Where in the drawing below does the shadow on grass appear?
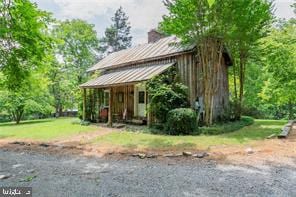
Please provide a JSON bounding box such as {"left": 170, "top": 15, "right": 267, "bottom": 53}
{"left": 221, "top": 120, "right": 285, "bottom": 143}
{"left": 0, "top": 135, "right": 14, "bottom": 139}
{"left": 0, "top": 119, "right": 54, "bottom": 127}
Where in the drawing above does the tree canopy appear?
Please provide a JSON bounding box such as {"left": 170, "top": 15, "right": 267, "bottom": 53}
{"left": 0, "top": 0, "right": 53, "bottom": 123}
{"left": 100, "top": 7, "right": 132, "bottom": 54}
{"left": 160, "top": 0, "right": 273, "bottom": 125}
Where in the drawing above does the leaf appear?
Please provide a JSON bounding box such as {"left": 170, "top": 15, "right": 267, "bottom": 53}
{"left": 207, "top": 0, "right": 215, "bottom": 8}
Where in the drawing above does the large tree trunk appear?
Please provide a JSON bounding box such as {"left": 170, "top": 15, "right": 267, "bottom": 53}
{"left": 199, "top": 38, "right": 229, "bottom": 126}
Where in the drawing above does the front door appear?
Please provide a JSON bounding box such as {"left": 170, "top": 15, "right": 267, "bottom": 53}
{"left": 134, "top": 85, "right": 146, "bottom": 118}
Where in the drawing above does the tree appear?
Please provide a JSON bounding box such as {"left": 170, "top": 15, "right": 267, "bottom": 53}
{"left": 0, "top": 0, "right": 52, "bottom": 123}
{"left": 0, "top": 72, "right": 54, "bottom": 123}
{"left": 161, "top": 0, "right": 229, "bottom": 125}
{"left": 259, "top": 21, "right": 296, "bottom": 119}
{"left": 225, "top": 0, "right": 273, "bottom": 119}
{"left": 160, "top": 0, "right": 273, "bottom": 125}
{"left": 52, "top": 19, "right": 99, "bottom": 115}
{"left": 100, "top": 7, "right": 132, "bottom": 54}
{"left": 54, "top": 19, "right": 99, "bottom": 84}
{"left": 47, "top": 55, "right": 77, "bottom": 117}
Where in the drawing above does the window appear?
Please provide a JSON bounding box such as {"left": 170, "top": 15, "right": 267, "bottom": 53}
{"left": 138, "top": 91, "right": 145, "bottom": 104}
{"left": 104, "top": 91, "right": 110, "bottom": 107}
{"left": 117, "top": 92, "right": 124, "bottom": 103}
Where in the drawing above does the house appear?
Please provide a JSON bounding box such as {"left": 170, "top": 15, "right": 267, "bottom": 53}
{"left": 80, "top": 30, "right": 232, "bottom": 126}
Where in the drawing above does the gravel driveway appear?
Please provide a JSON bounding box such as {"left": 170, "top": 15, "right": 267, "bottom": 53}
{"left": 0, "top": 150, "right": 296, "bottom": 197}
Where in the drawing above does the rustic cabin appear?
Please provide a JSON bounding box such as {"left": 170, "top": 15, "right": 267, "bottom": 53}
{"left": 80, "top": 29, "right": 232, "bottom": 126}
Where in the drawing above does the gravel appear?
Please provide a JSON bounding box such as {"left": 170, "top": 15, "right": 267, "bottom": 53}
{"left": 0, "top": 150, "right": 296, "bottom": 197}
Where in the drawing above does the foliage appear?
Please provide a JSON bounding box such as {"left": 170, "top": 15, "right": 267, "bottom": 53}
{"left": 160, "top": 0, "right": 273, "bottom": 124}
{"left": 147, "top": 67, "right": 189, "bottom": 123}
{"left": 100, "top": 7, "right": 132, "bottom": 54}
{"left": 51, "top": 19, "right": 99, "bottom": 115}
{"left": 54, "top": 19, "right": 99, "bottom": 84}
{"left": 0, "top": 71, "right": 54, "bottom": 123}
{"left": 200, "top": 116, "right": 254, "bottom": 135}
{"left": 0, "top": 0, "right": 53, "bottom": 123}
{"left": 226, "top": 0, "right": 273, "bottom": 119}
{"left": 0, "top": 0, "right": 52, "bottom": 89}
{"left": 166, "top": 108, "right": 198, "bottom": 135}
{"left": 258, "top": 21, "right": 296, "bottom": 119}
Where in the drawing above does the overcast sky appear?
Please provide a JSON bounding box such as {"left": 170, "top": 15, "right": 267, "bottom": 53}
{"left": 33, "top": 0, "right": 295, "bottom": 45}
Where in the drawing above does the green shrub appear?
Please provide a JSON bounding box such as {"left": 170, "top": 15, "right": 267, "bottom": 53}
{"left": 166, "top": 108, "right": 199, "bottom": 135}
{"left": 147, "top": 66, "right": 189, "bottom": 123}
{"left": 200, "top": 116, "right": 254, "bottom": 135}
{"left": 80, "top": 120, "right": 90, "bottom": 126}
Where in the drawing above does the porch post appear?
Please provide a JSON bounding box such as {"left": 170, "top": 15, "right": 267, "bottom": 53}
{"left": 124, "top": 86, "right": 128, "bottom": 120}
{"left": 82, "top": 88, "right": 86, "bottom": 121}
{"left": 146, "top": 91, "right": 152, "bottom": 127}
{"left": 108, "top": 87, "right": 113, "bottom": 127}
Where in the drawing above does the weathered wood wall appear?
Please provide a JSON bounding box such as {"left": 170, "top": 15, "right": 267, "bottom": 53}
{"left": 110, "top": 85, "right": 134, "bottom": 121}
{"left": 176, "top": 53, "right": 229, "bottom": 121}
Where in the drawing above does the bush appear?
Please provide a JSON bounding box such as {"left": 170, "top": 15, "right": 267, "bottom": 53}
{"left": 200, "top": 116, "right": 254, "bottom": 135}
{"left": 147, "top": 66, "right": 189, "bottom": 123}
{"left": 80, "top": 120, "right": 90, "bottom": 126}
{"left": 165, "top": 108, "right": 199, "bottom": 135}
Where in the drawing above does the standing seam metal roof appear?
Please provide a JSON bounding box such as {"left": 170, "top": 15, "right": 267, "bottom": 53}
{"left": 87, "top": 36, "right": 194, "bottom": 72}
{"left": 80, "top": 62, "right": 175, "bottom": 88}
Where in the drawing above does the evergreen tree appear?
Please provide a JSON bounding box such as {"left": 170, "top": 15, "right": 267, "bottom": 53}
{"left": 101, "top": 7, "right": 132, "bottom": 54}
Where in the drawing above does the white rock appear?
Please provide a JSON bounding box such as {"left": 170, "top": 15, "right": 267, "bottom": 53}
{"left": 245, "top": 148, "right": 254, "bottom": 154}
{"left": 0, "top": 174, "right": 11, "bottom": 180}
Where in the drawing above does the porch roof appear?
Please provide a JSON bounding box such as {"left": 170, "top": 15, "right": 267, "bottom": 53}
{"left": 80, "top": 62, "right": 175, "bottom": 88}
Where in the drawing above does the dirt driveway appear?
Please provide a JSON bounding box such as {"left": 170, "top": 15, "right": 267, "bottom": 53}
{"left": 1, "top": 149, "right": 296, "bottom": 197}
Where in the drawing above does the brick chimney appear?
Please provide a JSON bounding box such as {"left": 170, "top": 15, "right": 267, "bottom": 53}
{"left": 148, "top": 29, "right": 165, "bottom": 43}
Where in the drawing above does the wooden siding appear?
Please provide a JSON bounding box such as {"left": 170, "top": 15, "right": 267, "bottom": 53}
{"left": 110, "top": 85, "right": 134, "bottom": 121}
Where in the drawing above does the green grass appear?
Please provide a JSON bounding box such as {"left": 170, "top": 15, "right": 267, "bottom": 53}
{"left": 0, "top": 118, "right": 98, "bottom": 141}
{"left": 93, "top": 119, "right": 286, "bottom": 150}
{"left": 0, "top": 118, "right": 287, "bottom": 150}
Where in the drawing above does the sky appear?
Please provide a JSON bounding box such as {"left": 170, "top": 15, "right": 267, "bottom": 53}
{"left": 33, "top": 0, "right": 295, "bottom": 45}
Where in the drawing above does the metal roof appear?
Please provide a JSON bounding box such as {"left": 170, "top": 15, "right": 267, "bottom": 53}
{"left": 81, "top": 62, "right": 175, "bottom": 88}
{"left": 87, "top": 36, "right": 194, "bottom": 72}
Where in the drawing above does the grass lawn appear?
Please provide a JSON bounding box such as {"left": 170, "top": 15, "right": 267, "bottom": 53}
{"left": 0, "top": 118, "right": 98, "bottom": 141}
{"left": 93, "top": 119, "right": 286, "bottom": 150}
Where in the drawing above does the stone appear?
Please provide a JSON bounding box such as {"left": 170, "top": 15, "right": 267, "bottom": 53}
{"left": 163, "top": 153, "right": 183, "bottom": 157}
{"left": 131, "top": 153, "right": 139, "bottom": 157}
{"left": 245, "top": 148, "right": 254, "bottom": 154}
{"left": 11, "top": 141, "right": 25, "bottom": 145}
{"left": 39, "top": 143, "right": 50, "bottom": 147}
{"left": 12, "top": 164, "right": 24, "bottom": 168}
{"left": 138, "top": 153, "right": 146, "bottom": 159}
{"left": 193, "top": 152, "right": 209, "bottom": 158}
{"left": 163, "top": 153, "right": 175, "bottom": 157}
{"left": 182, "top": 151, "right": 192, "bottom": 156}
{"left": 146, "top": 154, "right": 158, "bottom": 158}
{"left": 0, "top": 174, "right": 11, "bottom": 180}
{"left": 27, "top": 169, "right": 35, "bottom": 173}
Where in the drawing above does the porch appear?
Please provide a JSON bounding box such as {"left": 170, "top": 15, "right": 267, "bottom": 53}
{"left": 80, "top": 62, "right": 175, "bottom": 126}
{"left": 81, "top": 84, "right": 149, "bottom": 126}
